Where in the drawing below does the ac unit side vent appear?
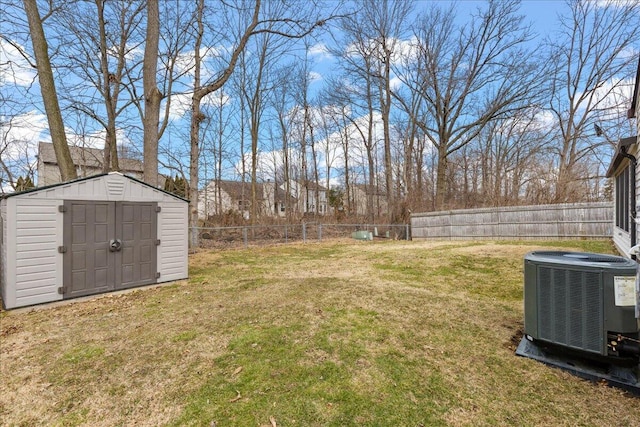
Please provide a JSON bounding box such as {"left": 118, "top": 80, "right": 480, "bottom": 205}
{"left": 537, "top": 267, "right": 603, "bottom": 354}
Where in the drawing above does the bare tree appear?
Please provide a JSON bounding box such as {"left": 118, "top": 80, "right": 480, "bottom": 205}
{"left": 187, "top": 0, "right": 331, "bottom": 247}
{"left": 547, "top": 0, "right": 640, "bottom": 202}
{"left": 238, "top": 10, "right": 293, "bottom": 223}
{"left": 358, "top": 0, "right": 413, "bottom": 220}
{"left": 395, "top": 0, "right": 545, "bottom": 210}
{"left": 271, "top": 65, "right": 297, "bottom": 220}
{"left": 22, "top": 0, "right": 76, "bottom": 181}
{"left": 330, "top": 35, "right": 379, "bottom": 221}
{"left": 52, "top": 0, "right": 145, "bottom": 173}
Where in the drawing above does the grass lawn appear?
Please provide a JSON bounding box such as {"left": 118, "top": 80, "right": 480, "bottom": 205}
{"left": 1, "top": 239, "right": 639, "bottom": 426}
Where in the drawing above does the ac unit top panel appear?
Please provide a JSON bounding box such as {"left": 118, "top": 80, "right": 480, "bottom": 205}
{"left": 525, "top": 251, "right": 637, "bottom": 270}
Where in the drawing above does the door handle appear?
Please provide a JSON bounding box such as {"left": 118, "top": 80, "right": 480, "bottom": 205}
{"left": 109, "top": 239, "right": 122, "bottom": 252}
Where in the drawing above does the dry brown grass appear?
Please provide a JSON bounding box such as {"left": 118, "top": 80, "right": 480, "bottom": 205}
{"left": 1, "top": 239, "right": 639, "bottom": 426}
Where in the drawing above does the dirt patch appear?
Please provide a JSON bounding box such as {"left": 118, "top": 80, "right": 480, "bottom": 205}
{"left": 507, "top": 324, "right": 525, "bottom": 352}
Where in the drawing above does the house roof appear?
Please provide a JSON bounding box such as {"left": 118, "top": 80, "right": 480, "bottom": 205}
{"left": 215, "top": 180, "right": 264, "bottom": 200}
{"left": 38, "top": 141, "right": 144, "bottom": 173}
{"left": 352, "top": 183, "right": 387, "bottom": 197}
{"left": 1, "top": 171, "right": 189, "bottom": 202}
{"left": 204, "top": 180, "right": 299, "bottom": 202}
{"left": 606, "top": 136, "right": 637, "bottom": 177}
{"left": 301, "top": 180, "right": 327, "bottom": 191}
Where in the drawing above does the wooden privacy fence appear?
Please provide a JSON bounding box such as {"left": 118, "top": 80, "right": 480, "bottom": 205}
{"left": 411, "top": 202, "right": 613, "bottom": 240}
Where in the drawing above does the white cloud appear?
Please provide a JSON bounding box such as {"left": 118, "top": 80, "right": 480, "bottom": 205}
{"left": 162, "top": 89, "right": 232, "bottom": 121}
{"left": 0, "top": 39, "right": 36, "bottom": 86}
{"left": 574, "top": 77, "right": 634, "bottom": 119}
{"left": 174, "top": 52, "right": 196, "bottom": 76}
{"left": 107, "top": 43, "right": 144, "bottom": 63}
{"left": 63, "top": 126, "right": 135, "bottom": 155}
{"left": 1, "top": 111, "right": 48, "bottom": 151}
{"left": 595, "top": 0, "right": 639, "bottom": 8}
{"left": 163, "top": 93, "right": 192, "bottom": 120}
{"left": 309, "top": 71, "right": 323, "bottom": 83}
{"left": 308, "top": 43, "right": 332, "bottom": 61}
{"left": 344, "top": 36, "right": 419, "bottom": 67}
{"left": 390, "top": 76, "right": 403, "bottom": 91}
{"left": 390, "top": 36, "right": 420, "bottom": 66}
{"left": 0, "top": 112, "right": 47, "bottom": 192}
{"left": 202, "top": 90, "right": 231, "bottom": 109}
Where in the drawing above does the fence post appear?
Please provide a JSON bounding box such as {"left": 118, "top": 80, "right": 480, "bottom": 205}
{"left": 243, "top": 227, "right": 248, "bottom": 248}
{"left": 285, "top": 224, "right": 288, "bottom": 243}
{"left": 405, "top": 224, "right": 409, "bottom": 240}
{"left": 303, "top": 223, "right": 307, "bottom": 243}
{"left": 318, "top": 224, "right": 322, "bottom": 242}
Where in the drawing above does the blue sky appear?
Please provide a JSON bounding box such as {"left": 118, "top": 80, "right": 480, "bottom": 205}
{"left": 0, "top": 0, "right": 632, "bottom": 191}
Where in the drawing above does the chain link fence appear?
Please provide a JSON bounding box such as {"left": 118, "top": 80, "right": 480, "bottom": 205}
{"left": 193, "top": 223, "right": 411, "bottom": 249}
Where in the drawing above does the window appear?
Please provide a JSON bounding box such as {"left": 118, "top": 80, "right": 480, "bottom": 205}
{"left": 238, "top": 200, "right": 249, "bottom": 211}
{"left": 615, "top": 167, "right": 630, "bottom": 232}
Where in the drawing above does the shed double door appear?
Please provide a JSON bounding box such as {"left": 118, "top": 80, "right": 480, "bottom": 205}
{"left": 62, "top": 200, "right": 158, "bottom": 299}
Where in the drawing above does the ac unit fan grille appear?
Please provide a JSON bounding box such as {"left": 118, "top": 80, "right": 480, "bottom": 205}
{"left": 538, "top": 266, "right": 602, "bottom": 353}
{"left": 533, "top": 251, "right": 630, "bottom": 263}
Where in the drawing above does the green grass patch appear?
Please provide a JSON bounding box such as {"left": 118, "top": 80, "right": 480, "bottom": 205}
{"left": 62, "top": 345, "right": 105, "bottom": 363}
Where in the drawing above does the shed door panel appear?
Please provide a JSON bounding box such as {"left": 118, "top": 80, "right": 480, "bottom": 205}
{"left": 63, "top": 201, "right": 157, "bottom": 298}
{"left": 64, "top": 201, "right": 116, "bottom": 298}
{"left": 116, "top": 202, "right": 157, "bottom": 289}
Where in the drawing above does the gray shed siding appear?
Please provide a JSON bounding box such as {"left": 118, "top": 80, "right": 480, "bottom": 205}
{"left": 1, "top": 173, "right": 188, "bottom": 309}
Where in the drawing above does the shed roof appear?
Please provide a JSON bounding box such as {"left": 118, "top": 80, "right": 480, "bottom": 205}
{"left": 1, "top": 171, "right": 189, "bottom": 202}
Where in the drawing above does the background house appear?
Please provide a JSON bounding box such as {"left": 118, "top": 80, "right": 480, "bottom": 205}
{"left": 606, "top": 56, "right": 639, "bottom": 258}
{"left": 198, "top": 179, "right": 328, "bottom": 220}
{"left": 287, "top": 180, "right": 328, "bottom": 216}
{"left": 198, "top": 180, "right": 263, "bottom": 220}
{"left": 37, "top": 142, "right": 144, "bottom": 186}
{"left": 350, "top": 183, "right": 388, "bottom": 218}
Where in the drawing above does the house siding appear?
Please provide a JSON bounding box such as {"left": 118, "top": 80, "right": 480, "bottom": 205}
{"left": 0, "top": 199, "right": 8, "bottom": 306}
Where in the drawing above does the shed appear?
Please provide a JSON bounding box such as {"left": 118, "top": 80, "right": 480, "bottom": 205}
{"left": 0, "top": 172, "right": 189, "bottom": 309}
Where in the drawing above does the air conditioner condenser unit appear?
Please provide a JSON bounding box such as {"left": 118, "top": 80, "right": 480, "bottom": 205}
{"left": 517, "top": 250, "right": 640, "bottom": 394}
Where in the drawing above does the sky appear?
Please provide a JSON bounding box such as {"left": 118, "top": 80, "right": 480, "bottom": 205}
{"left": 0, "top": 0, "right": 632, "bottom": 192}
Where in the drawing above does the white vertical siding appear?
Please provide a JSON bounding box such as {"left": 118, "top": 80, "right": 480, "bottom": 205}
{"left": 157, "top": 200, "right": 188, "bottom": 282}
{"left": 634, "top": 144, "right": 639, "bottom": 257}
{"left": 11, "top": 198, "right": 62, "bottom": 308}
{"left": 1, "top": 199, "right": 8, "bottom": 306}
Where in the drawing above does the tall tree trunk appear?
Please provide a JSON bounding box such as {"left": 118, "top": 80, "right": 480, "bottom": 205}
{"left": 143, "top": 0, "right": 160, "bottom": 187}
{"left": 380, "top": 41, "right": 394, "bottom": 220}
{"left": 188, "top": 0, "right": 205, "bottom": 249}
{"left": 309, "top": 115, "right": 319, "bottom": 214}
{"left": 23, "top": 0, "right": 77, "bottom": 182}
{"left": 435, "top": 146, "right": 448, "bottom": 210}
{"left": 96, "top": 0, "right": 118, "bottom": 173}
